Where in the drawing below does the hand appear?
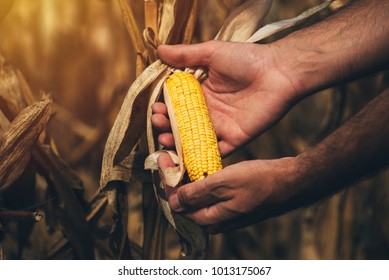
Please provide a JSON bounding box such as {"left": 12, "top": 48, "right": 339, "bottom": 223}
{"left": 153, "top": 40, "right": 299, "bottom": 156}
{"left": 158, "top": 152, "right": 300, "bottom": 234}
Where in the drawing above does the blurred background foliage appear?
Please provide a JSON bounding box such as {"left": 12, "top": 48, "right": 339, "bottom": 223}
{"left": 0, "top": 0, "right": 388, "bottom": 259}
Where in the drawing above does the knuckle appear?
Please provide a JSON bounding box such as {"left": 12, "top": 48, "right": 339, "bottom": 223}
{"left": 177, "top": 187, "right": 191, "bottom": 206}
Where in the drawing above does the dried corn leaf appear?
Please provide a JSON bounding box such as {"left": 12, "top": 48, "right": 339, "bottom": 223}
{"left": 142, "top": 182, "right": 168, "bottom": 259}
{"left": 173, "top": 213, "right": 209, "bottom": 259}
{"left": 144, "top": 27, "right": 159, "bottom": 63}
{"left": 33, "top": 144, "right": 93, "bottom": 259}
{"left": 0, "top": 98, "right": 52, "bottom": 193}
{"left": 146, "top": 70, "right": 171, "bottom": 154}
{"left": 117, "top": 0, "right": 146, "bottom": 57}
{"left": 158, "top": 0, "right": 195, "bottom": 44}
{"left": 215, "top": 0, "right": 272, "bottom": 42}
{"left": 181, "top": 0, "right": 198, "bottom": 44}
{"left": 100, "top": 60, "right": 167, "bottom": 190}
{"left": 0, "top": 0, "right": 13, "bottom": 22}
{"left": 117, "top": 0, "right": 147, "bottom": 74}
{"left": 246, "top": 1, "right": 334, "bottom": 43}
{"left": 144, "top": 0, "right": 159, "bottom": 34}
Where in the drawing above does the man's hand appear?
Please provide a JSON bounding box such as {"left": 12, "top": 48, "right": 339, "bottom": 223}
{"left": 154, "top": 41, "right": 298, "bottom": 156}
{"left": 157, "top": 152, "right": 300, "bottom": 234}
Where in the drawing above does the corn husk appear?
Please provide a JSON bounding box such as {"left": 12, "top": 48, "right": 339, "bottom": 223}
{"left": 246, "top": 1, "right": 333, "bottom": 43}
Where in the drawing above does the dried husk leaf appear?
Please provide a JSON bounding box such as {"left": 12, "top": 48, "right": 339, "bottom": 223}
{"left": 144, "top": 82, "right": 185, "bottom": 188}
{"left": 246, "top": 1, "right": 334, "bottom": 43}
{"left": 142, "top": 182, "right": 168, "bottom": 259}
{"left": 117, "top": 0, "right": 146, "bottom": 56}
{"left": 181, "top": 0, "right": 198, "bottom": 44}
{"left": 173, "top": 213, "right": 209, "bottom": 259}
{"left": 117, "top": 0, "right": 147, "bottom": 74}
{"left": 45, "top": 190, "right": 112, "bottom": 260}
{"left": 215, "top": 0, "right": 272, "bottom": 42}
{"left": 100, "top": 60, "right": 167, "bottom": 190}
{"left": 143, "top": 71, "right": 179, "bottom": 235}
{"left": 144, "top": 0, "right": 159, "bottom": 35}
{"left": 144, "top": 73, "right": 184, "bottom": 232}
{"left": 144, "top": 27, "right": 158, "bottom": 63}
{"left": 33, "top": 144, "right": 94, "bottom": 259}
{"left": 158, "top": 0, "right": 195, "bottom": 44}
{"left": 146, "top": 69, "right": 171, "bottom": 154}
{"left": 0, "top": 98, "right": 52, "bottom": 193}
{"left": 144, "top": 150, "right": 180, "bottom": 185}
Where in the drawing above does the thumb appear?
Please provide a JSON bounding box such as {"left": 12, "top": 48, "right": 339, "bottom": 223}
{"left": 157, "top": 41, "right": 219, "bottom": 68}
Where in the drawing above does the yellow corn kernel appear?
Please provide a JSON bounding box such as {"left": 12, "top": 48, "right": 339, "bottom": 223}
{"left": 165, "top": 72, "right": 222, "bottom": 181}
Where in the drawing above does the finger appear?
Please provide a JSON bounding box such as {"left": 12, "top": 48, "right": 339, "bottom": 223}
{"left": 151, "top": 102, "right": 168, "bottom": 115}
{"left": 184, "top": 203, "right": 249, "bottom": 234}
{"left": 157, "top": 151, "right": 176, "bottom": 169}
{"left": 183, "top": 204, "right": 225, "bottom": 227}
{"left": 157, "top": 41, "right": 219, "bottom": 68}
{"left": 157, "top": 133, "right": 175, "bottom": 149}
{"left": 151, "top": 114, "right": 171, "bottom": 132}
{"left": 168, "top": 171, "right": 229, "bottom": 212}
{"left": 218, "top": 140, "right": 236, "bottom": 158}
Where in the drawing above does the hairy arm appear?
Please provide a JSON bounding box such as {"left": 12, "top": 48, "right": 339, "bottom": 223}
{"left": 275, "top": 0, "right": 389, "bottom": 99}
{"left": 292, "top": 88, "right": 389, "bottom": 207}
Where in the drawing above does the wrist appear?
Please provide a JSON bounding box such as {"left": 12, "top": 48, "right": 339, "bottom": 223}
{"left": 271, "top": 153, "right": 331, "bottom": 212}
{"left": 256, "top": 156, "right": 307, "bottom": 213}
{"left": 268, "top": 40, "right": 315, "bottom": 105}
{"left": 273, "top": 156, "right": 308, "bottom": 203}
{"left": 269, "top": 38, "right": 327, "bottom": 101}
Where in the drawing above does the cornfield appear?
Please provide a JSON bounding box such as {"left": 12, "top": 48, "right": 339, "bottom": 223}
{"left": 0, "top": 0, "right": 388, "bottom": 260}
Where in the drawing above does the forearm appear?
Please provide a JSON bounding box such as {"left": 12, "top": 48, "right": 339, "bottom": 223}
{"left": 272, "top": 0, "right": 389, "bottom": 98}
{"left": 289, "top": 88, "right": 389, "bottom": 207}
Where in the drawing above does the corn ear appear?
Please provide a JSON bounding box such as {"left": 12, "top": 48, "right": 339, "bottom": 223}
{"left": 164, "top": 71, "right": 222, "bottom": 181}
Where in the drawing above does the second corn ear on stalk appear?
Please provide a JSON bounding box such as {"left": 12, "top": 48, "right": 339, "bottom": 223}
{"left": 164, "top": 72, "right": 222, "bottom": 181}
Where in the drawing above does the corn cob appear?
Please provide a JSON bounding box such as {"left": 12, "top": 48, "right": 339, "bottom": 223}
{"left": 165, "top": 72, "right": 222, "bottom": 181}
